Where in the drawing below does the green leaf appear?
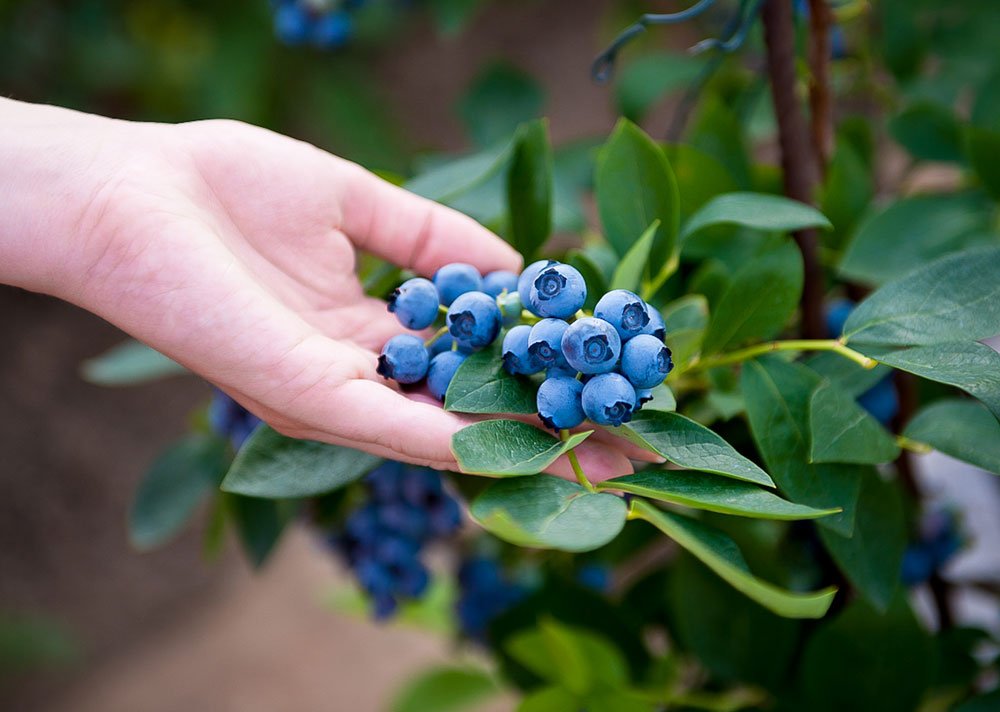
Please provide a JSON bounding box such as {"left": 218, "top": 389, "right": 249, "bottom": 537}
{"left": 838, "top": 193, "right": 996, "bottom": 286}
{"left": 459, "top": 61, "right": 543, "bottom": 148}
{"left": 610, "top": 220, "right": 659, "bottom": 293}
{"left": 888, "top": 102, "right": 965, "bottom": 162}
{"left": 0, "top": 613, "right": 79, "bottom": 671}
{"left": 470, "top": 475, "right": 626, "bottom": 551}
{"left": 701, "top": 240, "right": 803, "bottom": 355}
{"left": 843, "top": 246, "right": 1000, "bottom": 346}
{"left": 640, "top": 383, "right": 676, "bottom": 413}
{"left": 405, "top": 140, "right": 513, "bottom": 204}
{"left": 518, "top": 688, "right": 580, "bottom": 712}
{"left": 391, "top": 666, "right": 499, "bottom": 712}
{"left": 507, "top": 619, "right": 629, "bottom": 694}
{"left": 800, "top": 598, "right": 935, "bottom": 712}
{"left": 867, "top": 342, "right": 1000, "bottom": 420}
{"left": 129, "top": 435, "right": 230, "bottom": 551}
{"left": 81, "top": 339, "right": 187, "bottom": 386}
{"left": 687, "top": 96, "right": 752, "bottom": 188}
{"left": 228, "top": 494, "right": 292, "bottom": 568}
{"left": 445, "top": 345, "right": 537, "bottom": 414}
{"left": 427, "top": 0, "right": 483, "bottom": 36}
{"left": 662, "top": 295, "right": 708, "bottom": 367}
{"left": 681, "top": 192, "right": 831, "bottom": 241}
{"left": 567, "top": 249, "right": 608, "bottom": 312}
{"left": 904, "top": 398, "right": 1000, "bottom": 475}
{"left": 220, "top": 426, "right": 379, "bottom": 498}
{"left": 804, "top": 351, "right": 891, "bottom": 397}
{"left": 957, "top": 691, "right": 1000, "bottom": 712}
{"left": 452, "top": 420, "right": 592, "bottom": 476}
{"left": 507, "top": 119, "right": 553, "bottom": 260}
{"left": 665, "top": 143, "right": 741, "bottom": 221}
{"left": 808, "top": 382, "right": 900, "bottom": 465}
{"left": 615, "top": 52, "right": 703, "bottom": 122}
{"left": 595, "top": 119, "right": 680, "bottom": 278}
{"left": 631, "top": 501, "right": 836, "bottom": 619}
{"left": 818, "top": 140, "right": 874, "bottom": 251}
{"left": 817, "top": 474, "right": 906, "bottom": 611}
{"left": 741, "top": 358, "right": 862, "bottom": 537}
{"left": 619, "top": 411, "right": 774, "bottom": 487}
{"left": 599, "top": 470, "right": 838, "bottom": 520}
{"left": 967, "top": 127, "right": 1000, "bottom": 200}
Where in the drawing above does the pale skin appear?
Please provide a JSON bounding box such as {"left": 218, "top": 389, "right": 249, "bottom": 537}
{"left": 1, "top": 98, "right": 658, "bottom": 479}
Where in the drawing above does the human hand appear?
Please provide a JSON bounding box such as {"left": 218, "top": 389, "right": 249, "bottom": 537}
{"left": 0, "top": 100, "right": 648, "bottom": 477}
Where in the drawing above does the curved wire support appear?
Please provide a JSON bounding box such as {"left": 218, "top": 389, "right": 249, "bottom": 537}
{"left": 689, "top": 0, "right": 765, "bottom": 54}
{"left": 591, "top": 0, "right": 718, "bottom": 82}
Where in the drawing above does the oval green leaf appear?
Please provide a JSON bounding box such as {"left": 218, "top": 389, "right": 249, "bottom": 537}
{"left": 444, "top": 345, "right": 537, "bottom": 414}
{"left": 599, "top": 470, "right": 839, "bottom": 520}
{"left": 610, "top": 220, "right": 659, "bottom": 293}
{"left": 681, "top": 192, "right": 831, "bottom": 241}
{"left": 507, "top": 119, "right": 553, "bottom": 260}
{"left": 619, "top": 411, "right": 774, "bottom": 487}
{"left": 470, "top": 475, "right": 626, "bottom": 551}
{"left": 452, "top": 420, "right": 592, "bottom": 476}
{"left": 81, "top": 339, "right": 187, "bottom": 386}
{"left": 808, "top": 382, "right": 901, "bottom": 465}
{"left": 631, "top": 501, "right": 836, "bottom": 619}
{"left": 904, "top": 398, "right": 1000, "bottom": 475}
{"left": 220, "top": 426, "right": 380, "bottom": 498}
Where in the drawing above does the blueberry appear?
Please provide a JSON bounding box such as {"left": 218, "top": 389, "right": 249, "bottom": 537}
{"left": 528, "top": 263, "right": 587, "bottom": 319}
{"left": 501, "top": 324, "right": 540, "bottom": 375}
{"left": 636, "top": 388, "right": 654, "bottom": 406}
{"left": 620, "top": 334, "right": 673, "bottom": 389}
{"left": 517, "top": 259, "right": 556, "bottom": 311}
{"left": 312, "top": 10, "right": 351, "bottom": 48}
{"left": 576, "top": 564, "right": 611, "bottom": 593}
{"left": 561, "top": 317, "right": 622, "bottom": 375}
{"left": 901, "top": 546, "right": 933, "bottom": 586}
{"left": 398, "top": 561, "right": 431, "bottom": 598}
{"left": 547, "top": 365, "right": 578, "bottom": 379}
{"left": 825, "top": 298, "right": 854, "bottom": 339}
{"left": 496, "top": 290, "right": 523, "bottom": 327}
{"left": 595, "top": 290, "right": 650, "bottom": 342}
{"left": 536, "top": 376, "right": 585, "bottom": 431}
{"left": 428, "top": 496, "right": 462, "bottom": 536}
{"left": 857, "top": 376, "right": 899, "bottom": 425}
{"left": 377, "top": 334, "right": 429, "bottom": 384}
{"left": 427, "top": 351, "right": 467, "bottom": 401}
{"left": 482, "top": 270, "right": 520, "bottom": 297}
{"left": 434, "top": 263, "right": 482, "bottom": 306}
{"left": 640, "top": 303, "right": 666, "bottom": 341}
{"left": 527, "top": 318, "right": 570, "bottom": 370}
{"left": 582, "top": 373, "right": 637, "bottom": 426}
{"left": 387, "top": 277, "right": 440, "bottom": 330}
{"left": 447, "top": 292, "right": 502, "bottom": 349}
{"left": 274, "top": 3, "right": 311, "bottom": 45}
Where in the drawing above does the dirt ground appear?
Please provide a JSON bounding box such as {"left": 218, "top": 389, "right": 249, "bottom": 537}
{"left": 0, "top": 2, "right": 643, "bottom": 709}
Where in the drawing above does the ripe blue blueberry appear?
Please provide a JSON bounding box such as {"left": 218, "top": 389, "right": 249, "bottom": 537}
{"left": 427, "top": 351, "right": 467, "bottom": 401}
{"left": 434, "top": 263, "right": 482, "bottom": 306}
{"left": 536, "top": 376, "right": 585, "bottom": 431}
{"left": 377, "top": 334, "right": 429, "bottom": 384}
{"left": 640, "top": 303, "right": 666, "bottom": 341}
{"left": 447, "top": 292, "right": 502, "bottom": 349}
{"left": 482, "top": 270, "right": 520, "bottom": 297}
{"left": 561, "top": 317, "right": 622, "bottom": 375}
{"left": 528, "top": 263, "right": 587, "bottom": 319}
{"left": 582, "top": 373, "right": 637, "bottom": 426}
{"left": 496, "top": 290, "right": 523, "bottom": 327}
{"left": 620, "top": 334, "right": 673, "bottom": 389}
{"left": 387, "top": 277, "right": 440, "bottom": 330}
{"left": 274, "top": 2, "right": 311, "bottom": 45}
{"left": 636, "top": 388, "right": 655, "bottom": 406}
{"left": 501, "top": 324, "right": 540, "bottom": 375}
{"left": 825, "top": 298, "right": 855, "bottom": 339}
{"left": 312, "top": 10, "right": 352, "bottom": 48}
{"left": 547, "top": 365, "right": 578, "bottom": 379}
{"left": 518, "top": 259, "right": 556, "bottom": 312}
{"left": 595, "top": 290, "right": 650, "bottom": 341}
{"left": 857, "top": 375, "right": 899, "bottom": 425}
{"left": 528, "top": 318, "right": 570, "bottom": 370}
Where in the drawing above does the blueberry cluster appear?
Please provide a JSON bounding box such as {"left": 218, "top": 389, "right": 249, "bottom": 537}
{"left": 455, "top": 556, "right": 528, "bottom": 641}
{"left": 333, "top": 462, "right": 462, "bottom": 619}
{"left": 901, "top": 508, "right": 964, "bottom": 586}
{"left": 208, "top": 388, "right": 262, "bottom": 450}
{"left": 377, "top": 261, "right": 673, "bottom": 430}
{"left": 271, "top": 0, "right": 362, "bottom": 49}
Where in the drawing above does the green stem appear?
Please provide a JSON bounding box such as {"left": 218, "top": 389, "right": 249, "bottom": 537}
{"left": 561, "top": 429, "right": 595, "bottom": 492}
{"left": 424, "top": 325, "right": 449, "bottom": 348}
{"left": 438, "top": 304, "right": 449, "bottom": 316}
{"left": 685, "top": 339, "right": 876, "bottom": 373}
{"left": 897, "top": 434, "right": 933, "bottom": 455}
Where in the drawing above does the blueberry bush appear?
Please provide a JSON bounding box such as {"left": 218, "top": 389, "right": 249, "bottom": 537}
{"left": 82, "top": 0, "right": 1000, "bottom": 709}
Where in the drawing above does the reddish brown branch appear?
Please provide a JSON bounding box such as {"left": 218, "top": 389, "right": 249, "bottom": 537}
{"left": 808, "top": 0, "right": 835, "bottom": 174}
{"left": 761, "top": 0, "right": 825, "bottom": 339}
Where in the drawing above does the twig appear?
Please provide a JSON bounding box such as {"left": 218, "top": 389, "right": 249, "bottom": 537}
{"left": 808, "top": 0, "right": 835, "bottom": 174}
{"left": 760, "top": 0, "right": 825, "bottom": 340}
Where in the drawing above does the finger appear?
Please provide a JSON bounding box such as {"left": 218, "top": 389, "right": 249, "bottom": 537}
{"left": 335, "top": 161, "right": 523, "bottom": 277}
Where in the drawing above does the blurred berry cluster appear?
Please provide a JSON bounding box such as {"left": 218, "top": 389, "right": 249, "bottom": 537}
{"left": 901, "top": 507, "right": 965, "bottom": 586}
{"left": 455, "top": 556, "right": 528, "bottom": 641}
{"left": 377, "top": 260, "right": 673, "bottom": 431}
{"left": 271, "top": 0, "right": 364, "bottom": 48}
{"left": 208, "top": 388, "right": 262, "bottom": 450}
{"left": 333, "top": 462, "right": 462, "bottom": 619}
